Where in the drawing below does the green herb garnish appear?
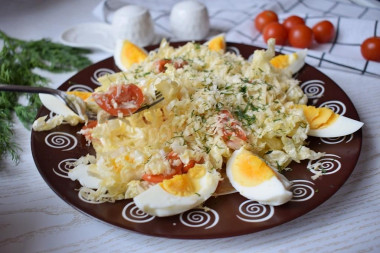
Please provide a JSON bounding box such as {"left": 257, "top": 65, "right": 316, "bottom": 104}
{"left": 0, "top": 30, "right": 92, "bottom": 163}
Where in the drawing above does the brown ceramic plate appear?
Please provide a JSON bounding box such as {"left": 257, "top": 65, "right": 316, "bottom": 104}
{"left": 31, "top": 42, "right": 362, "bottom": 239}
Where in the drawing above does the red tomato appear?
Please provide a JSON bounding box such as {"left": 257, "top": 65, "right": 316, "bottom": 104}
{"left": 283, "top": 15, "right": 305, "bottom": 31}
{"left": 93, "top": 84, "right": 144, "bottom": 117}
{"left": 262, "top": 22, "right": 288, "bottom": 45}
{"left": 154, "top": 59, "right": 172, "bottom": 73}
{"left": 166, "top": 151, "right": 184, "bottom": 173}
{"left": 255, "top": 10, "right": 278, "bottom": 33}
{"left": 361, "top": 37, "right": 380, "bottom": 62}
{"left": 141, "top": 151, "right": 183, "bottom": 183}
{"left": 219, "top": 110, "right": 247, "bottom": 143}
{"left": 154, "top": 59, "right": 188, "bottom": 73}
{"left": 312, "top": 20, "right": 335, "bottom": 43}
{"left": 81, "top": 120, "right": 97, "bottom": 140}
{"left": 289, "top": 24, "right": 314, "bottom": 48}
{"left": 141, "top": 172, "right": 175, "bottom": 184}
{"left": 183, "top": 157, "right": 204, "bottom": 173}
{"left": 173, "top": 59, "right": 188, "bottom": 69}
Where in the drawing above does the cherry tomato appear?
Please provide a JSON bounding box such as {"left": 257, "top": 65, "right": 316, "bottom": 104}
{"left": 93, "top": 84, "right": 144, "bottom": 117}
{"left": 255, "top": 10, "right": 278, "bottom": 33}
{"left": 361, "top": 37, "right": 380, "bottom": 62}
{"left": 166, "top": 151, "right": 184, "bottom": 173}
{"left": 262, "top": 22, "right": 288, "bottom": 45}
{"left": 183, "top": 157, "right": 204, "bottom": 173}
{"left": 219, "top": 110, "right": 247, "bottom": 143}
{"left": 173, "top": 59, "right": 188, "bottom": 69}
{"left": 154, "top": 59, "right": 172, "bottom": 73}
{"left": 154, "top": 59, "right": 188, "bottom": 73}
{"left": 289, "top": 24, "right": 314, "bottom": 48}
{"left": 312, "top": 20, "right": 335, "bottom": 43}
{"left": 283, "top": 15, "right": 305, "bottom": 31}
{"left": 141, "top": 151, "right": 183, "bottom": 183}
{"left": 81, "top": 120, "right": 97, "bottom": 140}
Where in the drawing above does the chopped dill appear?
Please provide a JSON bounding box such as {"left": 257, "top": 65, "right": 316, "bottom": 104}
{"left": 0, "top": 30, "right": 92, "bottom": 163}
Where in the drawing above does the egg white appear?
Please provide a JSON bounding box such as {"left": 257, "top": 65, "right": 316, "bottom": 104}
{"left": 133, "top": 167, "right": 220, "bottom": 217}
{"left": 287, "top": 49, "right": 307, "bottom": 74}
{"left": 114, "top": 39, "right": 128, "bottom": 72}
{"left": 226, "top": 148, "right": 293, "bottom": 206}
{"left": 308, "top": 115, "right": 364, "bottom": 138}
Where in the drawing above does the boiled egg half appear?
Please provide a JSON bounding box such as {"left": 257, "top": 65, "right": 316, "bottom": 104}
{"left": 114, "top": 39, "right": 148, "bottom": 72}
{"left": 134, "top": 164, "right": 220, "bottom": 217}
{"left": 226, "top": 148, "right": 292, "bottom": 206}
{"left": 270, "top": 49, "right": 307, "bottom": 74}
{"left": 205, "top": 33, "right": 226, "bottom": 52}
{"left": 298, "top": 105, "right": 364, "bottom": 138}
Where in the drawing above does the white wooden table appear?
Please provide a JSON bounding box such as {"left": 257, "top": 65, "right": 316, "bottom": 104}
{"left": 1, "top": 0, "right": 379, "bottom": 252}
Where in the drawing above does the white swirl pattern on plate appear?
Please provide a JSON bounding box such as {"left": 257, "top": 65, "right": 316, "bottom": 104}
{"left": 290, "top": 180, "right": 315, "bottom": 202}
{"left": 319, "top": 100, "right": 346, "bottom": 115}
{"left": 91, "top": 68, "right": 115, "bottom": 85}
{"left": 308, "top": 154, "right": 342, "bottom": 175}
{"left": 237, "top": 200, "right": 274, "bottom": 223}
{"left": 226, "top": 46, "right": 240, "bottom": 55}
{"left": 179, "top": 208, "right": 219, "bottom": 229}
{"left": 300, "top": 80, "right": 325, "bottom": 105}
{"left": 67, "top": 84, "right": 94, "bottom": 92}
{"left": 122, "top": 202, "right": 155, "bottom": 223}
{"left": 45, "top": 132, "right": 77, "bottom": 151}
{"left": 321, "top": 134, "right": 354, "bottom": 144}
{"left": 53, "top": 158, "right": 76, "bottom": 178}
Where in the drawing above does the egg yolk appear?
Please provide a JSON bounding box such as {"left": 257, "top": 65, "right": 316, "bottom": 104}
{"left": 270, "top": 53, "right": 298, "bottom": 69}
{"left": 270, "top": 54, "right": 290, "bottom": 69}
{"left": 66, "top": 91, "right": 92, "bottom": 101}
{"left": 208, "top": 35, "right": 225, "bottom": 52}
{"left": 232, "top": 150, "right": 275, "bottom": 187}
{"left": 160, "top": 165, "right": 205, "bottom": 197}
{"left": 120, "top": 40, "right": 148, "bottom": 69}
{"left": 298, "top": 105, "right": 339, "bottom": 129}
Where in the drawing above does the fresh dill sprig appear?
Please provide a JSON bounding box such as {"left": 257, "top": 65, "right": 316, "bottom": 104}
{"left": 0, "top": 30, "right": 92, "bottom": 163}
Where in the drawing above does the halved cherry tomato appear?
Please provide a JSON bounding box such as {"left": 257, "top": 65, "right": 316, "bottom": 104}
{"left": 173, "top": 59, "right": 188, "bottom": 69}
{"left": 81, "top": 120, "right": 97, "bottom": 140}
{"left": 312, "top": 20, "right": 335, "bottom": 43}
{"left": 93, "top": 84, "right": 144, "bottom": 117}
{"left": 154, "top": 59, "right": 172, "bottom": 73}
{"left": 154, "top": 59, "right": 188, "bottom": 73}
{"left": 255, "top": 10, "right": 278, "bottom": 33}
{"left": 141, "top": 151, "right": 183, "bottom": 183}
{"left": 183, "top": 157, "right": 205, "bottom": 173}
{"left": 167, "top": 151, "right": 184, "bottom": 173}
{"left": 141, "top": 173, "right": 175, "bottom": 184}
{"left": 262, "top": 22, "right": 288, "bottom": 45}
{"left": 141, "top": 151, "right": 204, "bottom": 182}
{"left": 289, "top": 24, "right": 314, "bottom": 48}
{"left": 283, "top": 15, "right": 305, "bottom": 31}
{"left": 361, "top": 37, "right": 380, "bottom": 62}
{"left": 218, "top": 110, "right": 247, "bottom": 142}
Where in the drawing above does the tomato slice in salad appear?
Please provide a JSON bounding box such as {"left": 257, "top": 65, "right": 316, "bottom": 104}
{"left": 93, "top": 84, "right": 144, "bottom": 117}
{"left": 141, "top": 151, "right": 203, "bottom": 183}
{"left": 81, "top": 120, "right": 98, "bottom": 140}
{"left": 154, "top": 59, "right": 188, "bottom": 73}
{"left": 219, "top": 110, "right": 247, "bottom": 141}
{"left": 141, "top": 151, "right": 182, "bottom": 183}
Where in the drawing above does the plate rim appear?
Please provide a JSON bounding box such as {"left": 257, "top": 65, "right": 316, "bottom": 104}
{"left": 31, "top": 41, "right": 363, "bottom": 239}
